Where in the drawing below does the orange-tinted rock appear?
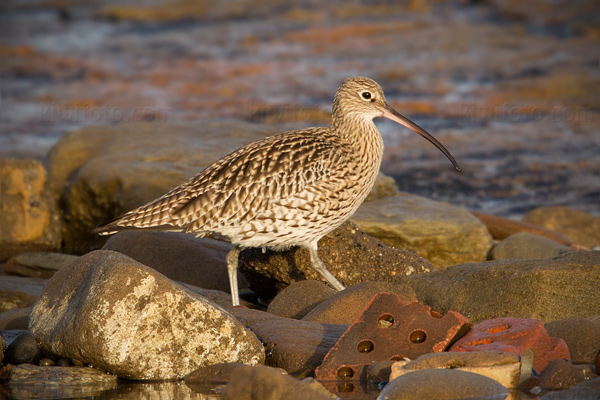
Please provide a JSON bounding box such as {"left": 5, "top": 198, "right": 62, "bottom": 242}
{"left": 449, "top": 318, "right": 570, "bottom": 372}
{"left": 471, "top": 212, "right": 572, "bottom": 246}
{"left": 0, "top": 160, "right": 61, "bottom": 261}
{"left": 522, "top": 206, "right": 600, "bottom": 248}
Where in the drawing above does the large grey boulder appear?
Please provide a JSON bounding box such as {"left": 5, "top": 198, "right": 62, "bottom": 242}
{"left": 29, "top": 250, "right": 265, "bottom": 380}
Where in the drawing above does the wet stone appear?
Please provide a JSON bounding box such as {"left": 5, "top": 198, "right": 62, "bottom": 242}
{"left": 378, "top": 369, "right": 508, "bottom": 400}
{"left": 221, "top": 365, "right": 336, "bottom": 400}
{"left": 8, "top": 364, "right": 117, "bottom": 399}
{"left": 3, "top": 333, "right": 42, "bottom": 366}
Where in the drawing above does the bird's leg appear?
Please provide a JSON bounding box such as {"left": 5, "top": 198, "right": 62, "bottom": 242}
{"left": 307, "top": 243, "right": 345, "bottom": 291}
{"left": 226, "top": 246, "right": 241, "bottom": 306}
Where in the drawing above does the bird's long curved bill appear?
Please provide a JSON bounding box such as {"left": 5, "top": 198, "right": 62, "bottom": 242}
{"left": 382, "top": 103, "right": 461, "bottom": 172}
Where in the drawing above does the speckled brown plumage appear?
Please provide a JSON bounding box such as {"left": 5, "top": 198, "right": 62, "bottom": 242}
{"left": 94, "top": 77, "right": 460, "bottom": 306}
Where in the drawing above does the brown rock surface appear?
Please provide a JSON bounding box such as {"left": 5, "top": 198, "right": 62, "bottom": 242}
{"left": 239, "top": 221, "right": 432, "bottom": 300}
{"left": 229, "top": 307, "right": 347, "bottom": 375}
{"left": 302, "top": 281, "right": 416, "bottom": 324}
{"left": 522, "top": 206, "right": 600, "bottom": 248}
{"left": 102, "top": 231, "right": 245, "bottom": 292}
{"left": 352, "top": 192, "right": 493, "bottom": 268}
{"left": 471, "top": 212, "right": 572, "bottom": 245}
{"left": 0, "top": 160, "right": 61, "bottom": 261}
{"left": 545, "top": 316, "right": 600, "bottom": 364}
{"left": 267, "top": 280, "right": 336, "bottom": 320}
{"left": 401, "top": 251, "right": 600, "bottom": 324}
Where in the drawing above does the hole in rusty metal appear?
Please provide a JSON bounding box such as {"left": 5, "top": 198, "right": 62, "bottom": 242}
{"left": 390, "top": 355, "right": 404, "bottom": 361}
{"left": 377, "top": 314, "right": 394, "bottom": 328}
{"left": 357, "top": 339, "right": 374, "bottom": 353}
{"left": 337, "top": 366, "right": 355, "bottom": 379}
{"left": 409, "top": 329, "right": 427, "bottom": 343}
{"left": 337, "top": 382, "right": 355, "bottom": 392}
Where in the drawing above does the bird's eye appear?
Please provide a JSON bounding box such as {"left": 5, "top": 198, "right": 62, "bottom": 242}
{"left": 361, "top": 91, "right": 372, "bottom": 100}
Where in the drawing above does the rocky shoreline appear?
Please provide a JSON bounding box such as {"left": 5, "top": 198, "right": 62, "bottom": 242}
{"left": 1, "top": 122, "right": 599, "bottom": 399}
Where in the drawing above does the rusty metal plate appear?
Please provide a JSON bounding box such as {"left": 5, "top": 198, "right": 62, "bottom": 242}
{"left": 315, "top": 292, "right": 471, "bottom": 382}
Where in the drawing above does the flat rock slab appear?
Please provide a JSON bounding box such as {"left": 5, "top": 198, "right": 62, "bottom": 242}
{"left": 390, "top": 351, "right": 526, "bottom": 389}
{"left": 5, "top": 252, "right": 79, "bottom": 278}
{"left": 102, "top": 231, "right": 245, "bottom": 292}
{"left": 222, "top": 365, "right": 336, "bottom": 400}
{"left": 7, "top": 364, "right": 117, "bottom": 399}
{"left": 239, "top": 221, "right": 432, "bottom": 300}
{"left": 351, "top": 192, "right": 493, "bottom": 268}
{"left": 449, "top": 317, "right": 570, "bottom": 373}
{"left": 29, "top": 250, "right": 265, "bottom": 380}
{"left": 400, "top": 251, "right": 600, "bottom": 324}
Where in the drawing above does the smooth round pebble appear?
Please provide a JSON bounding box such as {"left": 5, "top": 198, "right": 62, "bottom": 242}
{"left": 39, "top": 358, "right": 54, "bottom": 366}
{"left": 3, "top": 333, "right": 42, "bottom": 365}
{"left": 377, "top": 369, "right": 508, "bottom": 400}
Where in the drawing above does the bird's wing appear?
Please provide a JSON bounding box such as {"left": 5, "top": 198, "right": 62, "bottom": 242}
{"left": 93, "top": 128, "right": 344, "bottom": 235}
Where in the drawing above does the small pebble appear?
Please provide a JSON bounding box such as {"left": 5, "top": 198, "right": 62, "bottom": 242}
{"left": 72, "top": 359, "right": 84, "bottom": 367}
{"left": 39, "top": 358, "right": 55, "bottom": 366}
{"left": 56, "top": 359, "right": 71, "bottom": 367}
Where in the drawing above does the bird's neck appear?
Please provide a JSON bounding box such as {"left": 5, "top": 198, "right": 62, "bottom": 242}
{"left": 332, "top": 113, "right": 383, "bottom": 151}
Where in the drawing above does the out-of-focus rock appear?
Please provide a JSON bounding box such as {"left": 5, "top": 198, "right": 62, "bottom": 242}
{"left": 471, "top": 212, "right": 572, "bottom": 245}
{"left": 489, "top": 232, "right": 568, "bottom": 260}
{"left": 377, "top": 369, "right": 508, "bottom": 400}
{"left": 5, "top": 252, "right": 79, "bottom": 279}
{"left": 352, "top": 192, "right": 493, "bottom": 268}
{"left": 0, "top": 159, "right": 61, "bottom": 261}
{"left": 522, "top": 206, "right": 600, "bottom": 248}
{"left": 389, "top": 351, "right": 526, "bottom": 389}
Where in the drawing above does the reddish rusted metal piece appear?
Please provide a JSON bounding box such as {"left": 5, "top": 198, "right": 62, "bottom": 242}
{"left": 315, "top": 292, "right": 471, "bottom": 382}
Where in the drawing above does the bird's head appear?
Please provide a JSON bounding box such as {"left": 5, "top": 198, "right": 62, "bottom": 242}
{"left": 333, "top": 76, "right": 461, "bottom": 172}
